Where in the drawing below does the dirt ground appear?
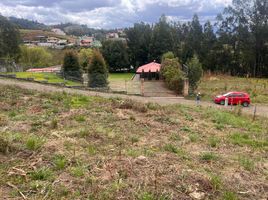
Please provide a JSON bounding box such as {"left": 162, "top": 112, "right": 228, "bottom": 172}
{"left": 0, "top": 78, "right": 267, "bottom": 118}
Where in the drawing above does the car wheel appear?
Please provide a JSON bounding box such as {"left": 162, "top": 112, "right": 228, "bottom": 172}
{"left": 220, "top": 100, "right": 225, "bottom": 105}
{"left": 242, "top": 102, "right": 249, "bottom": 107}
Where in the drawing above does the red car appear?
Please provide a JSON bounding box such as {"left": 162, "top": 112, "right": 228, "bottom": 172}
{"left": 214, "top": 92, "right": 250, "bottom": 107}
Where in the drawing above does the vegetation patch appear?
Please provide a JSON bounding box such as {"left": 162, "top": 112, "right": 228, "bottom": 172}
{"left": 0, "top": 85, "right": 267, "bottom": 199}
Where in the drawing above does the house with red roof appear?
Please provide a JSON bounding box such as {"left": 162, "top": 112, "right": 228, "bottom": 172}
{"left": 136, "top": 61, "right": 161, "bottom": 80}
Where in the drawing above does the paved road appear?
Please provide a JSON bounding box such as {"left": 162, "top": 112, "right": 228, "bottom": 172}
{"left": 0, "top": 78, "right": 267, "bottom": 118}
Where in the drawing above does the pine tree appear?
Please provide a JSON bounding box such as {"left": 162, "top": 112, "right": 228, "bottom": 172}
{"left": 88, "top": 50, "right": 108, "bottom": 87}
{"left": 62, "top": 50, "right": 81, "bottom": 79}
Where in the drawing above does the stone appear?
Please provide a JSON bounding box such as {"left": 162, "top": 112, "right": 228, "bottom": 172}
{"left": 189, "top": 191, "right": 205, "bottom": 200}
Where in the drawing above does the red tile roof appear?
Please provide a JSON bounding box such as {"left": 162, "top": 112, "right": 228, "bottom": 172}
{"left": 26, "top": 66, "right": 61, "bottom": 73}
{"left": 136, "top": 62, "right": 161, "bottom": 73}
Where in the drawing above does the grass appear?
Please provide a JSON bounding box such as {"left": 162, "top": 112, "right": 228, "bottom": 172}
{"left": 25, "top": 135, "right": 45, "bottom": 151}
{"left": 0, "top": 85, "right": 267, "bottom": 199}
{"left": 108, "top": 73, "right": 134, "bottom": 81}
{"left": 197, "top": 75, "right": 268, "bottom": 104}
{"left": 1, "top": 72, "right": 81, "bottom": 86}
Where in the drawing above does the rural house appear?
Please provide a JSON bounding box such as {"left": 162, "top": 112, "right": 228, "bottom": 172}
{"left": 136, "top": 61, "right": 161, "bottom": 80}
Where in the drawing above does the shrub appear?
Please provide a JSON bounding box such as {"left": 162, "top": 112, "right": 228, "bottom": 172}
{"left": 19, "top": 46, "right": 52, "bottom": 69}
{"left": 0, "top": 137, "right": 11, "bottom": 154}
{"left": 26, "top": 136, "right": 45, "bottom": 151}
{"left": 53, "top": 155, "right": 67, "bottom": 170}
{"left": 78, "top": 48, "right": 93, "bottom": 72}
{"left": 88, "top": 50, "right": 108, "bottom": 88}
{"left": 186, "top": 54, "right": 203, "bottom": 93}
{"left": 200, "top": 152, "right": 218, "bottom": 161}
{"left": 164, "top": 143, "right": 178, "bottom": 154}
{"left": 161, "top": 57, "right": 185, "bottom": 94}
{"left": 62, "top": 50, "right": 81, "bottom": 79}
{"left": 30, "top": 167, "right": 53, "bottom": 180}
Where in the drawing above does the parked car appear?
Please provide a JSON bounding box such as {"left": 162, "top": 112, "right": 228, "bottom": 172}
{"left": 214, "top": 92, "right": 250, "bottom": 107}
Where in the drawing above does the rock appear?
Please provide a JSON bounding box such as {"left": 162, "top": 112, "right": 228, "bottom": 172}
{"left": 135, "top": 155, "right": 147, "bottom": 165}
{"left": 189, "top": 191, "right": 205, "bottom": 200}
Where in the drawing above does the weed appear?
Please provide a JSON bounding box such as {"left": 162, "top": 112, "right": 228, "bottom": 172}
{"left": 25, "top": 136, "right": 45, "bottom": 150}
{"left": 74, "top": 115, "right": 86, "bottom": 122}
{"left": 164, "top": 143, "right": 179, "bottom": 154}
{"left": 131, "top": 136, "right": 139, "bottom": 144}
{"left": 53, "top": 155, "right": 67, "bottom": 170}
{"left": 208, "top": 136, "right": 220, "bottom": 148}
{"left": 169, "top": 132, "right": 181, "bottom": 141}
{"left": 0, "top": 137, "right": 11, "bottom": 154}
{"left": 210, "top": 174, "right": 222, "bottom": 191}
{"left": 126, "top": 148, "right": 141, "bottom": 157}
{"left": 185, "top": 114, "right": 194, "bottom": 121}
{"left": 229, "top": 132, "right": 268, "bottom": 148}
{"left": 69, "top": 166, "right": 86, "bottom": 177}
{"left": 189, "top": 133, "right": 199, "bottom": 142}
{"left": 222, "top": 191, "right": 238, "bottom": 200}
{"left": 239, "top": 157, "right": 255, "bottom": 171}
{"left": 53, "top": 184, "right": 70, "bottom": 198}
{"left": 181, "top": 126, "right": 192, "bottom": 132}
{"left": 200, "top": 152, "right": 218, "bottom": 161}
{"left": 146, "top": 102, "right": 160, "bottom": 110}
{"left": 30, "top": 167, "right": 53, "bottom": 180}
{"left": 50, "top": 118, "right": 58, "bottom": 129}
{"left": 0, "top": 115, "right": 8, "bottom": 127}
{"left": 87, "top": 145, "right": 97, "bottom": 155}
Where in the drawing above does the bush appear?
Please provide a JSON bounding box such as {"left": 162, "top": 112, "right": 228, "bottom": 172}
{"left": 78, "top": 48, "right": 93, "bottom": 72}
{"left": 161, "top": 57, "right": 185, "bottom": 94}
{"left": 186, "top": 54, "right": 203, "bottom": 93}
{"left": 62, "top": 50, "right": 81, "bottom": 79}
{"left": 19, "top": 46, "right": 52, "bottom": 69}
{"left": 88, "top": 50, "right": 108, "bottom": 88}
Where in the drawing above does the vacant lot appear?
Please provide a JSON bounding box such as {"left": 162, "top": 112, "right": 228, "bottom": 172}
{"left": 0, "top": 85, "right": 267, "bottom": 199}
{"left": 197, "top": 75, "right": 268, "bottom": 104}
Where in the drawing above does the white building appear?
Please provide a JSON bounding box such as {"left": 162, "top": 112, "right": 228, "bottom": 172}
{"left": 51, "top": 28, "right": 66, "bottom": 36}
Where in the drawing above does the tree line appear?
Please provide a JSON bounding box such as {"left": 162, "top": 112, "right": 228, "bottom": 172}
{"left": 104, "top": 0, "right": 267, "bottom": 77}
{"left": 1, "top": 0, "right": 267, "bottom": 77}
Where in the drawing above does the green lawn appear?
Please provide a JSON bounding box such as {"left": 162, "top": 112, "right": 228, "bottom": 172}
{"left": 109, "top": 73, "right": 134, "bottom": 81}
{"left": 197, "top": 75, "right": 268, "bottom": 104}
{"left": 1, "top": 72, "right": 82, "bottom": 86}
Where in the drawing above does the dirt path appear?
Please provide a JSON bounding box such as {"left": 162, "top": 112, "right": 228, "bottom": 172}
{"left": 1, "top": 78, "right": 267, "bottom": 118}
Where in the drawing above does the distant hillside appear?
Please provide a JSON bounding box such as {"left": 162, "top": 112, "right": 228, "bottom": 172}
{"left": 8, "top": 16, "right": 49, "bottom": 30}
{"left": 52, "top": 23, "right": 108, "bottom": 38}
{"left": 20, "top": 29, "right": 76, "bottom": 42}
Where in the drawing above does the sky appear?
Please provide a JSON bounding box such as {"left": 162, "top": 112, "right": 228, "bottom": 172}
{"left": 0, "top": 0, "right": 232, "bottom": 29}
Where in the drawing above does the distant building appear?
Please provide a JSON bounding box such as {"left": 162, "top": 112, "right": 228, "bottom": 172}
{"left": 136, "top": 61, "right": 161, "bottom": 80}
{"left": 106, "top": 32, "right": 119, "bottom": 39}
{"left": 51, "top": 28, "right": 66, "bottom": 36}
{"left": 78, "top": 36, "right": 94, "bottom": 47}
{"left": 55, "top": 40, "right": 67, "bottom": 49}
{"left": 90, "top": 40, "right": 102, "bottom": 48}
{"left": 47, "top": 37, "right": 59, "bottom": 44}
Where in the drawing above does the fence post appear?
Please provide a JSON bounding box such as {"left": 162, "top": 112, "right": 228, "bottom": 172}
{"left": 141, "top": 78, "right": 144, "bottom": 96}
{"left": 253, "top": 105, "right": 257, "bottom": 121}
{"left": 183, "top": 79, "right": 189, "bottom": 96}
{"left": 125, "top": 80, "right": 127, "bottom": 94}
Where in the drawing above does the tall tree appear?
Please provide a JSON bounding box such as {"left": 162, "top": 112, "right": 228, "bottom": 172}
{"left": 0, "top": 15, "right": 21, "bottom": 60}
{"left": 200, "top": 21, "right": 217, "bottom": 71}
{"left": 101, "top": 40, "right": 129, "bottom": 72}
{"left": 88, "top": 50, "right": 108, "bottom": 87}
{"left": 125, "top": 22, "right": 152, "bottom": 68}
{"left": 150, "top": 15, "right": 175, "bottom": 61}
{"left": 62, "top": 50, "right": 81, "bottom": 79}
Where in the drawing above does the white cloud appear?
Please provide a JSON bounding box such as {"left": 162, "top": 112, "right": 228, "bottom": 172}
{"left": 0, "top": 0, "right": 232, "bottom": 28}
